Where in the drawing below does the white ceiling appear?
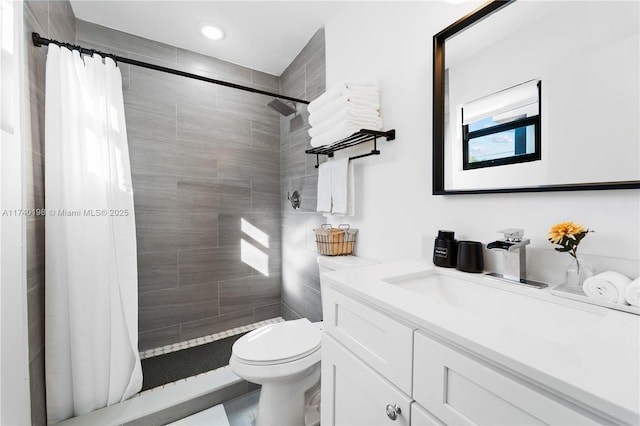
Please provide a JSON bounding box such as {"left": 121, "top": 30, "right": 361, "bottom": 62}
{"left": 69, "top": 1, "right": 346, "bottom": 76}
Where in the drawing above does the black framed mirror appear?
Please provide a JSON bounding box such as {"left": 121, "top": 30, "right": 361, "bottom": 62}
{"left": 433, "top": 0, "right": 640, "bottom": 194}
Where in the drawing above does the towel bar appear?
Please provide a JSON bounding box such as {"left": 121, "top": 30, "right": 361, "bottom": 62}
{"left": 305, "top": 129, "right": 396, "bottom": 168}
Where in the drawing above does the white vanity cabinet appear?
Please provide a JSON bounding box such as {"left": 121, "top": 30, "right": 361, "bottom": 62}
{"left": 322, "top": 286, "right": 441, "bottom": 425}
{"left": 321, "top": 284, "right": 615, "bottom": 426}
{"left": 413, "top": 332, "right": 600, "bottom": 425}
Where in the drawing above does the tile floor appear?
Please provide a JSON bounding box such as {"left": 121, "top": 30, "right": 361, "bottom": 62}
{"left": 173, "top": 389, "right": 260, "bottom": 426}
{"left": 224, "top": 390, "right": 261, "bottom": 426}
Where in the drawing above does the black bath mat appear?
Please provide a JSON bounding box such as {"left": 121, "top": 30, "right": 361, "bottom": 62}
{"left": 141, "top": 332, "right": 248, "bottom": 391}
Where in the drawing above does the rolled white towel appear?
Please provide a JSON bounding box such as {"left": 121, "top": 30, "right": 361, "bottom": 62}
{"left": 583, "top": 271, "right": 632, "bottom": 305}
{"left": 309, "top": 110, "right": 382, "bottom": 138}
{"left": 308, "top": 85, "right": 379, "bottom": 114}
{"left": 625, "top": 278, "right": 640, "bottom": 307}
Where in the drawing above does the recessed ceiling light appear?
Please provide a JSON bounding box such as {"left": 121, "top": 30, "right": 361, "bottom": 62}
{"left": 201, "top": 25, "right": 224, "bottom": 41}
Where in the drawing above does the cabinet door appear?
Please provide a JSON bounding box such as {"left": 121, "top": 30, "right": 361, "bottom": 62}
{"left": 322, "top": 286, "right": 415, "bottom": 394}
{"left": 321, "top": 334, "right": 412, "bottom": 426}
{"left": 411, "top": 403, "right": 444, "bottom": 426}
{"left": 413, "top": 332, "right": 601, "bottom": 425}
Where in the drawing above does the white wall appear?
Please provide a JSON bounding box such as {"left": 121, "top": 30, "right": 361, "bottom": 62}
{"left": 324, "top": 1, "right": 640, "bottom": 283}
{"left": 1, "top": 0, "right": 31, "bottom": 424}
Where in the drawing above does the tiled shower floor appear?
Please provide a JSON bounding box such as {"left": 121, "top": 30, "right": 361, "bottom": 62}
{"left": 141, "top": 317, "right": 283, "bottom": 391}
{"left": 140, "top": 317, "right": 284, "bottom": 360}
{"left": 141, "top": 332, "right": 246, "bottom": 391}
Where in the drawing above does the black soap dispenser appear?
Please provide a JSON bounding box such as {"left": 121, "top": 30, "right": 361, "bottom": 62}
{"left": 433, "top": 230, "right": 458, "bottom": 268}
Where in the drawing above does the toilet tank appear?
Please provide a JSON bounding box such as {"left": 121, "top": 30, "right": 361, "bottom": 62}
{"left": 318, "top": 255, "right": 377, "bottom": 274}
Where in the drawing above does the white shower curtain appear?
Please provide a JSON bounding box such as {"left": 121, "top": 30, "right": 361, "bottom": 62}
{"left": 44, "top": 44, "right": 142, "bottom": 423}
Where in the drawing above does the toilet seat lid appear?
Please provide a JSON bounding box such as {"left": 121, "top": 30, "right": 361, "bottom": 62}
{"left": 233, "top": 319, "right": 321, "bottom": 364}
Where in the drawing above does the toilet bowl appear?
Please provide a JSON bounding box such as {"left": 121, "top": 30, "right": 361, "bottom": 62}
{"left": 229, "top": 318, "right": 322, "bottom": 426}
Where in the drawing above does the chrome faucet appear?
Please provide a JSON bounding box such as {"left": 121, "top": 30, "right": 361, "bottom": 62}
{"left": 486, "top": 229, "right": 547, "bottom": 289}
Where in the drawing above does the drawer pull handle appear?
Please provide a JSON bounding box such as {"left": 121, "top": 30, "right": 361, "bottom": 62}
{"left": 385, "top": 404, "right": 401, "bottom": 420}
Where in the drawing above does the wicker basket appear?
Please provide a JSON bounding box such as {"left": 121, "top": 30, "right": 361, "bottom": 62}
{"left": 313, "top": 224, "right": 358, "bottom": 256}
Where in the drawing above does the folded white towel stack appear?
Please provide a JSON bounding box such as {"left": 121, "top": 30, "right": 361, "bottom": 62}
{"left": 625, "top": 278, "right": 640, "bottom": 307}
{"left": 583, "top": 271, "right": 633, "bottom": 305}
{"left": 307, "top": 81, "right": 382, "bottom": 148}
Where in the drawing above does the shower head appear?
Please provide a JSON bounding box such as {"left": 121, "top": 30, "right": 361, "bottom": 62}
{"left": 267, "top": 98, "right": 297, "bottom": 116}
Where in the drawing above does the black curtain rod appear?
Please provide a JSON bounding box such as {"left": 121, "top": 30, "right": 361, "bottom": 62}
{"left": 31, "top": 32, "right": 310, "bottom": 105}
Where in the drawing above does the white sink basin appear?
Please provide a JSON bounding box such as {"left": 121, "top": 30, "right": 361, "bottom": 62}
{"left": 383, "top": 270, "right": 604, "bottom": 344}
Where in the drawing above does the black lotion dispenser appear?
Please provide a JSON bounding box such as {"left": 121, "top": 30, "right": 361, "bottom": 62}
{"left": 433, "top": 230, "right": 458, "bottom": 268}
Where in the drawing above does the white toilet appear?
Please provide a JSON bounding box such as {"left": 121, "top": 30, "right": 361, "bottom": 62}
{"left": 230, "top": 318, "right": 322, "bottom": 426}
{"left": 229, "top": 255, "right": 376, "bottom": 426}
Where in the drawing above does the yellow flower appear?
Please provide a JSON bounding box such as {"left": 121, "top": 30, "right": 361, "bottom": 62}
{"left": 548, "top": 221, "right": 586, "bottom": 244}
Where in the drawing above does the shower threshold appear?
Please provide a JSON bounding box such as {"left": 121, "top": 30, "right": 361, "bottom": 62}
{"left": 54, "top": 318, "right": 283, "bottom": 426}
{"left": 54, "top": 366, "right": 243, "bottom": 426}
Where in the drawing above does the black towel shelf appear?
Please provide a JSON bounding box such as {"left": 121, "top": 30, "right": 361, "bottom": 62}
{"left": 305, "top": 129, "right": 396, "bottom": 168}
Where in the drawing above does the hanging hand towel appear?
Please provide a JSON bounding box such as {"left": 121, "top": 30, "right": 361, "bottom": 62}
{"left": 344, "top": 161, "right": 356, "bottom": 216}
{"left": 331, "top": 158, "right": 350, "bottom": 215}
{"left": 316, "top": 161, "right": 332, "bottom": 213}
{"left": 583, "top": 271, "right": 632, "bottom": 304}
{"left": 625, "top": 278, "right": 640, "bottom": 307}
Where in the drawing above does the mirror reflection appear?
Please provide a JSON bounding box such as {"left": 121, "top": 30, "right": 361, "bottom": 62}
{"left": 437, "top": 1, "right": 639, "bottom": 193}
{"left": 460, "top": 79, "right": 541, "bottom": 171}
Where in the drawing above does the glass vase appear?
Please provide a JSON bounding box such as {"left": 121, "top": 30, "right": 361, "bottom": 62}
{"left": 565, "top": 257, "right": 594, "bottom": 292}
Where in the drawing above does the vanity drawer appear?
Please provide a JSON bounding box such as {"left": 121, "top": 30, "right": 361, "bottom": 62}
{"left": 413, "top": 332, "right": 600, "bottom": 425}
{"left": 323, "top": 286, "right": 415, "bottom": 394}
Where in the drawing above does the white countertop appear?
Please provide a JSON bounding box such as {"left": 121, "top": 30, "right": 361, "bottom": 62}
{"left": 321, "top": 259, "right": 640, "bottom": 424}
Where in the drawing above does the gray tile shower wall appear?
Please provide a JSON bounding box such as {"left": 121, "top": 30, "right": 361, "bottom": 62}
{"left": 24, "top": 2, "right": 76, "bottom": 424}
{"left": 279, "top": 29, "right": 326, "bottom": 321}
{"left": 75, "top": 20, "right": 283, "bottom": 351}
{"left": 23, "top": 7, "right": 323, "bottom": 422}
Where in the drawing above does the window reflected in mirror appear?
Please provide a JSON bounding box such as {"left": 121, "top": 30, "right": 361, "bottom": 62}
{"left": 460, "top": 80, "right": 540, "bottom": 170}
